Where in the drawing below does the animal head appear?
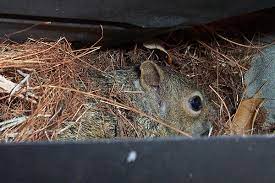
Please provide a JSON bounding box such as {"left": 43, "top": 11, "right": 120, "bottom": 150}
{"left": 139, "top": 60, "right": 212, "bottom": 136}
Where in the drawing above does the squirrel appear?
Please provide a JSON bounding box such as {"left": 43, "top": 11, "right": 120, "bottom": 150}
{"left": 58, "top": 60, "right": 213, "bottom": 140}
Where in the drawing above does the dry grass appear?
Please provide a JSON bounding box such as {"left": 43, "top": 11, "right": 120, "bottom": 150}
{"left": 0, "top": 34, "right": 271, "bottom": 142}
{"left": 0, "top": 38, "right": 99, "bottom": 141}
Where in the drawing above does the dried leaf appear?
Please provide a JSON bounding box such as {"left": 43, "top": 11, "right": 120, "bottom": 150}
{"left": 0, "top": 74, "right": 37, "bottom": 103}
{"left": 0, "top": 74, "right": 18, "bottom": 93}
{"left": 228, "top": 97, "right": 264, "bottom": 135}
{"left": 143, "top": 41, "right": 172, "bottom": 64}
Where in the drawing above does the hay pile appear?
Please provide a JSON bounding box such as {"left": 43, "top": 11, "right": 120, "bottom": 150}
{"left": 0, "top": 35, "right": 270, "bottom": 142}
{"left": 0, "top": 38, "right": 100, "bottom": 141}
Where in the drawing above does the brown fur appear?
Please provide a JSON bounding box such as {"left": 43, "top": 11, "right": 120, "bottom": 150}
{"left": 58, "top": 60, "right": 212, "bottom": 140}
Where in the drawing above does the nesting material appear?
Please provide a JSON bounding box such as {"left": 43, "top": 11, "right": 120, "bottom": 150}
{"left": 0, "top": 38, "right": 100, "bottom": 141}
{"left": 0, "top": 35, "right": 270, "bottom": 142}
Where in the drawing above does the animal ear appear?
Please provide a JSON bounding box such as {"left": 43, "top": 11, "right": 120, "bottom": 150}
{"left": 140, "top": 60, "right": 164, "bottom": 90}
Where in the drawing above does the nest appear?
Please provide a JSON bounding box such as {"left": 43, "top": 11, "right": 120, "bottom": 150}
{"left": 0, "top": 34, "right": 271, "bottom": 142}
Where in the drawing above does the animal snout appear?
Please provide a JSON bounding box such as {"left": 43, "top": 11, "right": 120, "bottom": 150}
{"left": 200, "top": 121, "right": 213, "bottom": 137}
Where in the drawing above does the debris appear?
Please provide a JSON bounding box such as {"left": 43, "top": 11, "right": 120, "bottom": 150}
{"left": 0, "top": 74, "right": 18, "bottom": 93}
{"left": 0, "top": 116, "right": 28, "bottom": 132}
{"left": 0, "top": 73, "right": 37, "bottom": 103}
{"left": 143, "top": 41, "right": 172, "bottom": 64}
{"left": 0, "top": 38, "right": 96, "bottom": 141}
{"left": 10, "top": 70, "right": 30, "bottom": 96}
{"left": 227, "top": 97, "right": 264, "bottom": 135}
{"left": 127, "top": 150, "right": 137, "bottom": 163}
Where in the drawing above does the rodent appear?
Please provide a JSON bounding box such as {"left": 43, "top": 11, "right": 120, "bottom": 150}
{"left": 58, "top": 60, "right": 212, "bottom": 140}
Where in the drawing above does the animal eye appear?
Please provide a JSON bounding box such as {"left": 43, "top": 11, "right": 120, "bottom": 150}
{"left": 188, "top": 95, "right": 203, "bottom": 112}
{"left": 184, "top": 91, "right": 204, "bottom": 116}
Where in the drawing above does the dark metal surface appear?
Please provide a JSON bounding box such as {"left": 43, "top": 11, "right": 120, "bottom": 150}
{"left": 0, "top": 0, "right": 274, "bottom": 46}
{"left": 1, "top": 136, "right": 275, "bottom": 183}
{"left": 0, "top": 18, "right": 167, "bottom": 46}
{"left": 0, "top": 0, "right": 275, "bottom": 28}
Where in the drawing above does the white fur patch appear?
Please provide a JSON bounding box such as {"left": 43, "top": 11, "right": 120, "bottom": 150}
{"left": 159, "top": 101, "right": 167, "bottom": 117}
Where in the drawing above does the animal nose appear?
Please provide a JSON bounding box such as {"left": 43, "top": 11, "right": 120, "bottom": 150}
{"left": 200, "top": 122, "right": 213, "bottom": 137}
{"left": 200, "top": 128, "right": 210, "bottom": 136}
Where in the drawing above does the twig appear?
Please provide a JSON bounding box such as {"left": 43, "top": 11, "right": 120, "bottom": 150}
{"left": 0, "top": 116, "right": 28, "bottom": 132}
{"left": 10, "top": 70, "right": 30, "bottom": 97}
{"left": 6, "top": 21, "right": 51, "bottom": 37}
{"left": 198, "top": 41, "right": 247, "bottom": 70}
{"left": 217, "top": 34, "right": 266, "bottom": 49}
{"left": 209, "top": 85, "right": 232, "bottom": 123}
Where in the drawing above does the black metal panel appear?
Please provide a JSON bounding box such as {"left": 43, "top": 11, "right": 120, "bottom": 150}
{"left": 0, "top": 1, "right": 274, "bottom": 46}
{"left": 0, "top": 0, "right": 274, "bottom": 28}
{"left": 0, "top": 136, "right": 275, "bottom": 183}
{"left": 0, "top": 18, "right": 168, "bottom": 46}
